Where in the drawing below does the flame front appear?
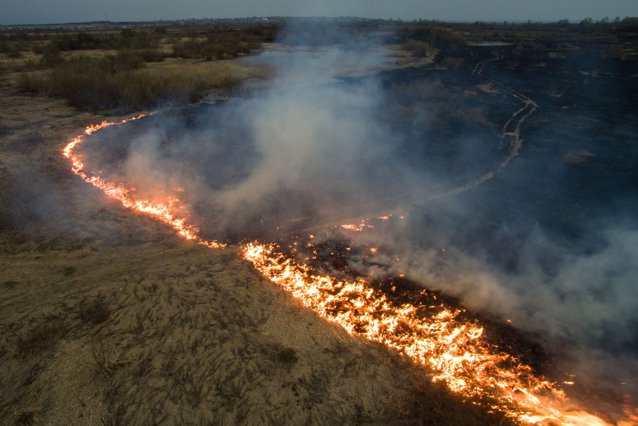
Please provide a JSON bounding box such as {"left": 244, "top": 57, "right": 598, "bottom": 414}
{"left": 62, "top": 115, "right": 223, "bottom": 248}
{"left": 62, "top": 118, "right": 633, "bottom": 425}
{"left": 241, "top": 242, "right": 620, "bottom": 425}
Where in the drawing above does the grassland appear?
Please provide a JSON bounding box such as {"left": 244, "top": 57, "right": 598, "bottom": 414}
{"left": 1, "top": 17, "right": 636, "bottom": 425}
{"left": 0, "top": 98, "right": 507, "bottom": 425}
{"left": 2, "top": 23, "right": 276, "bottom": 112}
{"left": 0, "top": 19, "right": 519, "bottom": 425}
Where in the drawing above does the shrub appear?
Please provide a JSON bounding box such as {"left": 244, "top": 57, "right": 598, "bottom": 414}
{"left": 52, "top": 32, "right": 112, "bottom": 51}
{"left": 39, "top": 45, "right": 64, "bottom": 67}
{"left": 78, "top": 295, "right": 111, "bottom": 325}
{"left": 17, "top": 53, "right": 265, "bottom": 112}
{"left": 0, "top": 41, "right": 23, "bottom": 58}
{"left": 17, "top": 72, "right": 48, "bottom": 94}
{"left": 172, "top": 31, "right": 263, "bottom": 60}
{"left": 111, "top": 50, "right": 146, "bottom": 71}
{"left": 137, "top": 49, "right": 165, "bottom": 63}
{"left": 404, "top": 40, "right": 433, "bottom": 57}
{"left": 275, "top": 347, "right": 298, "bottom": 364}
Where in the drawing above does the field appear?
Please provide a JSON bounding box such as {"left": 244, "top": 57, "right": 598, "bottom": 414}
{"left": 1, "top": 18, "right": 637, "bottom": 425}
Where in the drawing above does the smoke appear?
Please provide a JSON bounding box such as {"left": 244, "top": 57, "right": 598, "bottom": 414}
{"left": 366, "top": 212, "right": 638, "bottom": 397}
{"left": 384, "top": 219, "right": 638, "bottom": 349}
{"left": 79, "top": 20, "right": 638, "bottom": 397}
{"left": 84, "top": 23, "right": 428, "bottom": 241}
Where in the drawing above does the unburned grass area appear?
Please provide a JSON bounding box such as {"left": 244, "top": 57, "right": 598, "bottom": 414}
{"left": 0, "top": 23, "right": 278, "bottom": 112}
{"left": 17, "top": 53, "right": 270, "bottom": 112}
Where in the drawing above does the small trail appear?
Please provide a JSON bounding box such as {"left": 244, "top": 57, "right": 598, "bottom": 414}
{"left": 302, "top": 50, "right": 540, "bottom": 232}
{"left": 420, "top": 50, "right": 539, "bottom": 204}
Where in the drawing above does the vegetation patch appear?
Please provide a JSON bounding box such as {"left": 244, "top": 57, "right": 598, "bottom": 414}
{"left": 18, "top": 53, "right": 267, "bottom": 112}
{"left": 275, "top": 347, "right": 298, "bottom": 365}
{"left": 15, "top": 318, "right": 68, "bottom": 356}
{"left": 78, "top": 295, "right": 111, "bottom": 325}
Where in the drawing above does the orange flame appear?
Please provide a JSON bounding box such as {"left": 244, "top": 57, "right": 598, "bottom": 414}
{"left": 62, "top": 115, "right": 223, "bottom": 248}
{"left": 63, "top": 117, "right": 633, "bottom": 425}
{"left": 340, "top": 221, "right": 370, "bottom": 232}
{"left": 241, "top": 242, "right": 622, "bottom": 425}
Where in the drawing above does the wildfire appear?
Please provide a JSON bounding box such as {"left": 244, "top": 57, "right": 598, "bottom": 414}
{"left": 242, "top": 243, "right": 621, "bottom": 425}
{"left": 62, "top": 115, "right": 223, "bottom": 248}
{"left": 62, "top": 117, "right": 633, "bottom": 425}
{"left": 340, "top": 220, "right": 372, "bottom": 232}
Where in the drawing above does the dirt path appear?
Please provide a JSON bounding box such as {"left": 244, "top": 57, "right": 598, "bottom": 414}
{"left": 422, "top": 50, "right": 539, "bottom": 202}
{"left": 300, "top": 50, "right": 540, "bottom": 232}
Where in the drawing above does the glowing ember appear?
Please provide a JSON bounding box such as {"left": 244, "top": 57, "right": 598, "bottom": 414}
{"left": 340, "top": 220, "right": 371, "bottom": 232}
{"left": 241, "top": 242, "right": 618, "bottom": 425}
{"left": 62, "top": 118, "right": 633, "bottom": 425}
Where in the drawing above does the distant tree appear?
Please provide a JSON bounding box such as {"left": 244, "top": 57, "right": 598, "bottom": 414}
{"left": 580, "top": 17, "right": 593, "bottom": 26}
{"left": 557, "top": 19, "right": 569, "bottom": 25}
{"left": 120, "top": 28, "right": 137, "bottom": 38}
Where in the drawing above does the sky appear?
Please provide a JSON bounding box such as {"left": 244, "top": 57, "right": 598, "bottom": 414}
{"left": 1, "top": 0, "right": 637, "bottom": 25}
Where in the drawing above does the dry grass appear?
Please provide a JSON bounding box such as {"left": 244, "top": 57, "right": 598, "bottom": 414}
{"left": 0, "top": 86, "right": 510, "bottom": 426}
{"left": 1, "top": 25, "right": 275, "bottom": 112}
{"left": 16, "top": 55, "right": 270, "bottom": 112}
{"left": 0, "top": 28, "right": 508, "bottom": 425}
{"left": 144, "top": 58, "right": 271, "bottom": 91}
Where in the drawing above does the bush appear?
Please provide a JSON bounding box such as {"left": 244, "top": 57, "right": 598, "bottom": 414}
{"left": 400, "top": 25, "right": 467, "bottom": 52}
{"left": 137, "top": 49, "right": 165, "bottom": 63}
{"left": 17, "top": 72, "right": 48, "bottom": 94}
{"left": 78, "top": 295, "right": 110, "bottom": 325}
{"left": 47, "top": 30, "right": 162, "bottom": 53}
{"left": 111, "top": 50, "right": 146, "bottom": 71}
{"left": 52, "top": 32, "right": 113, "bottom": 51}
{"left": 44, "top": 56, "right": 140, "bottom": 110}
{"left": 117, "top": 28, "right": 161, "bottom": 49}
{"left": 17, "top": 53, "right": 263, "bottom": 112}
{"left": 39, "top": 45, "right": 64, "bottom": 67}
{"left": 172, "top": 31, "right": 263, "bottom": 60}
{"left": 0, "top": 41, "right": 24, "bottom": 58}
{"left": 404, "top": 40, "right": 432, "bottom": 57}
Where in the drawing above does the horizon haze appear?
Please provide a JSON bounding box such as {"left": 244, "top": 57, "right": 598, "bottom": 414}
{"left": 1, "top": 0, "right": 637, "bottom": 25}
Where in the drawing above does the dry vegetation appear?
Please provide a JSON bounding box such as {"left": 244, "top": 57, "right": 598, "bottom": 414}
{"left": 0, "top": 21, "right": 517, "bottom": 425}
{"left": 2, "top": 24, "right": 276, "bottom": 112}
{"left": 3, "top": 17, "right": 635, "bottom": 425}
{"left": 0, "top": 110, "right": 508, "bottom": 425}
{"left": 17, "top": 55, "right": 269, "bottom": 111}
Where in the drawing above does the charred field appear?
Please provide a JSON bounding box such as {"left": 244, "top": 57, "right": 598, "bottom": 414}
{"left": 1, "top": 18, "right": 638, "bottom": 425}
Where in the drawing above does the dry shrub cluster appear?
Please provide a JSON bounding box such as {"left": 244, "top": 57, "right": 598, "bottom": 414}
{"left": 17, "top": 53, "right": 267, "bottom": 112}
{"left": 2, "top": 24, "right": 277, "bottom": 111}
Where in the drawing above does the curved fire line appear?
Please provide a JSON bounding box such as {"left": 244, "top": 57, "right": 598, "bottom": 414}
{"left": 61, "top": 53, "right": 635, "bottom": 424}
{"left": 62, "top": 117, "right": 632, "bottom": 425}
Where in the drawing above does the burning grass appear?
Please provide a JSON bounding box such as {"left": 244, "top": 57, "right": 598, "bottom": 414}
{"left": 58, "top": 115, "right": 633, "bottom": 425}
{"left": 3, "top": 19, "right": 638, "bottom": 425}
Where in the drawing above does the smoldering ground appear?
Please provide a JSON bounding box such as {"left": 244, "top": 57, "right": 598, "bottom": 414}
{"left": 78, "top": 22, "right": 638, "bottom": 403}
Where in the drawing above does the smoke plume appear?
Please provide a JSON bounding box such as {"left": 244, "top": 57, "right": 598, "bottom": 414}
{"left": 80, "top": 20, "right": 638, "bottom": 398}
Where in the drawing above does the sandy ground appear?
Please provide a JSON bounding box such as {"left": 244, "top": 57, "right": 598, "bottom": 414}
{"left": 0, "top": 67, "right": 509, "bottom": 425}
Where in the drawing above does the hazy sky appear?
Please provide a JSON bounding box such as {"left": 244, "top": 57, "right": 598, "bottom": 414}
{"left": 1, "top": 0, "right": 637, "bottom": 25}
